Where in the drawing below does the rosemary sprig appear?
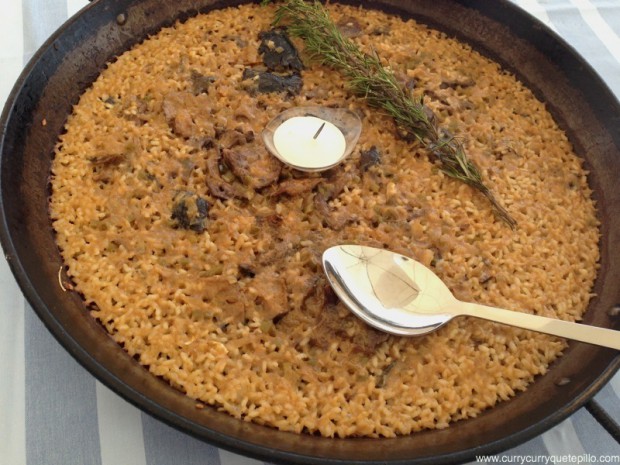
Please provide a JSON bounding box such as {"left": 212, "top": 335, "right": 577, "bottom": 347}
{"left": 271, "top": 0, "right": 516, "bottom": 228}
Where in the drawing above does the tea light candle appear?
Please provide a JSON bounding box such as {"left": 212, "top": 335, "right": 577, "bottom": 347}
{"left": 273, "top": 116, "right": 346, "bottom": 169}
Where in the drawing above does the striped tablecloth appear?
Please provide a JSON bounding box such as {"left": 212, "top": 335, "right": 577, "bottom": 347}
{"left": 1, "top": 1, "right": 619, "bottom": 464}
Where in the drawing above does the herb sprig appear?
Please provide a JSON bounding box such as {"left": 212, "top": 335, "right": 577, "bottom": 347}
{"left": 271, "top": 0, "right": 516, "bottom": 228}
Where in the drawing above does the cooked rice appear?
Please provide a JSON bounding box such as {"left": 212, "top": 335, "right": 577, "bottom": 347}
{"left": 49, "top": 3, "right": 600, "bottom": 438}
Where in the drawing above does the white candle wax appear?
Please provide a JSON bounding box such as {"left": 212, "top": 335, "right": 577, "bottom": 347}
{"left": 273, "top": 116, "right": 346, "bottom": 169}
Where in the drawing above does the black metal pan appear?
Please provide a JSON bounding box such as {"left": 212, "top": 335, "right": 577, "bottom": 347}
{"left": 1, "top": 0, "right": 619, "bottom": 463}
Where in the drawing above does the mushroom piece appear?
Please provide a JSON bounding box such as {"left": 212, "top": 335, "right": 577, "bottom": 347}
{"left": 171, "top": 191, "right": 209, "bottom": 233}
{"left": 222, "top": 143, "right": 282, "bottom": 190}
{"left": 258, "top": 29, "right": 304, "bottom": 72}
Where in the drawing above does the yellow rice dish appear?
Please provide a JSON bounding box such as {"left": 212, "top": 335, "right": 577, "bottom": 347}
{"left": 49, "top": 3, "right": 599, "bottom": 438}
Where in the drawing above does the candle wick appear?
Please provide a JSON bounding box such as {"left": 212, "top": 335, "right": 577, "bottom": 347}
{"left": 313, "top": 122, "right": 326, "bottom": 140}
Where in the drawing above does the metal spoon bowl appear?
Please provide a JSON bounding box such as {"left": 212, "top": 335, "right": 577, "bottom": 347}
{"left": 322, "top": 244, "right": 620, "bottom": 350}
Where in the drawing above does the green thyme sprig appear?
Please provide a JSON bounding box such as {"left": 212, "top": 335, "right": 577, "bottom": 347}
{"left": 270, "top": 0, "right": 516, "bottom": 228}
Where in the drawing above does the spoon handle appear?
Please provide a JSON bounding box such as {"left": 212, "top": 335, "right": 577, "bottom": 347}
{"left": 457, "top": 302, "right": 620, "bottom": 350}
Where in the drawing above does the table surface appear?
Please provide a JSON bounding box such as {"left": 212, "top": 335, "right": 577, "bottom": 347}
{"left": 1, "top": 1, "right": 619, "bottom": 464}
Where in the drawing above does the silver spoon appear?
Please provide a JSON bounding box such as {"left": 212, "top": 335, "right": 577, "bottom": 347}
{"left": 322, "top": 244, "right": 620, "bottom": 350}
